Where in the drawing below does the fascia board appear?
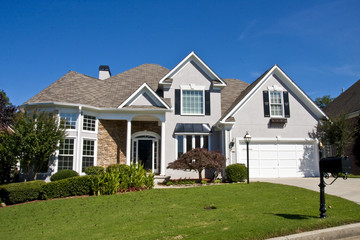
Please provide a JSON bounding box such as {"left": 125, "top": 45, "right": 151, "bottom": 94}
{"left": 221, "top": 65, "right": 328, "bottom": 122}
{"left": 22, "top": 102, "right": 171, "bottom": 113}
{"left": 235, "top": 136, "right": 318, "bottom": 143}
{"left": 118, "top": 83, "right": 171, "bottom": 109}
{"left": 221, "top": 66, "right": 277, "bottom": 122}
{"left": 159, "top": 51, "right": 226, "bottom": 86}
{"left": 273, "top": 66, "right": 328, "bottom": 120}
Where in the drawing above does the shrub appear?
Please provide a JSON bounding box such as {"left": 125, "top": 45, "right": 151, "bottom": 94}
{"left": 50, "top": 169, "right": 79, "bottom": 182}
{"left": 167, "top": 148, "right": 226, "bottom": 182}
{"left": 85, "top": 166, "right": 105, "bottom": 175}
{"left": 41, "top": 175, "right": 94, "bottom": 199}
{"left": 226, "top": 164, "right": 247, "bottom": 182}
{"left": 0, "top": 180, "right": 46, "bottom": 205}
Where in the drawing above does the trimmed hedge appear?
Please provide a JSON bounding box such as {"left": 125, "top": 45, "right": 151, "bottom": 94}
{"left": 41, "top": 175, "right": 95, "bottom": 200}
{"left": 0, "top": 180, "right": 46, "bottom": 205}
{"left": 50, "top": 169, "right": 79, "bottom": 182}
{"left": 85, "top": 166, "right": 105, "bottom": 175}
{"left": 226, "top": 164, "right": 247, "bottom": 182}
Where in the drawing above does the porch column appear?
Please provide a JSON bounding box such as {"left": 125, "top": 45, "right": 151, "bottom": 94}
{"left": 160, "top": 121, "right": 166, "bottom": 176}
{"left": 126, "top": 120, "right": 131, "bottom": 165}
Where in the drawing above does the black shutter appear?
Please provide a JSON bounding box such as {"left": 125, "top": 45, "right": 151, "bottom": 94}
{"left": 175, "top": 89, "right": 180, "bottom": 115}
{"left": 263, "top": 91, "right": 270, "bottom": 117}
{"left": 283, "top": 91, "right": 290, "bottom": 118}
{"left": 205, "top": 90, "right": 210, "bottom": 115}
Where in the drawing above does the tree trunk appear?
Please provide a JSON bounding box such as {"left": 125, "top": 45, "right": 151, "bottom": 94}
{"left": 198, "top": 169, "right": 202, "bottom": 182}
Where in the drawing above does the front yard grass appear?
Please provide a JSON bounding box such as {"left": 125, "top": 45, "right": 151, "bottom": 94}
{"left": 1, "top": 182, "right": 360, "bottom": 239}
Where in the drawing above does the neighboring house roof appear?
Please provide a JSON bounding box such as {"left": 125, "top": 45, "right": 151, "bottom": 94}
{"left": 25, "top": 64, "right": 170, "bottom": 108}
{"left": 324, "top": 79, "right": 360, "bottom": 118}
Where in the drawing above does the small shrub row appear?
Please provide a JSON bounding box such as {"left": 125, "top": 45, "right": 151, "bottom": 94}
{"left": 50, "top": 169, "right": 79, "bottom": 182}
{"left": 0, "top": 180, "right": 46, "bottom": 205}
{"left": 226, "top": 164, "right": 247, "bottom": 182}
{"left": 164, "top": 179, "right": 197, "bottom": 186}
{"left": 41, "top": 175, "right": 95, "bottom": 200}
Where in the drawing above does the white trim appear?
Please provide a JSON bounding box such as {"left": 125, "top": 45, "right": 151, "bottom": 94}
{"left": 132, "top": 131, "right": 160, "bottom": 139}
{"left": 159, "top": 51, "right": 226, "bottom": 87}
{"left": 220, "top": 65, "right": 328, "bottom": 123}
{"left": 126, "top": 120, "right": 131, "bottom": 165}
{"left": 174, "top": 132, "right": 211, "bottom": 135}
{"left": 180, "top": 89, "right": 205, "bottom": 116}
{"left": 236, "top": 137, "right": 318, "bottom": 144}
{"left": 118, "top": 83, "right": 171, "bottom": 109}
{"left": 269, "top": 90, "right": 285, "bottom": 118}
{"left": 80, "top": 137, "right": 97, "bottom": 173}
{"left": 161, "top": 121, "right": 166, "bottom": 175}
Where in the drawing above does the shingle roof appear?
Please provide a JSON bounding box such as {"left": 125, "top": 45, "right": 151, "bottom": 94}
{"left": 25, "top": 63, "right": 251, "bottom": 116}
{"left": 221, "top": 68, "right": 270, "bottom": 120}
{"left": 26, "top": 64, "right": 170, "bottom": 108}
{"left": 324, "top": 79, "right": 360, "bottom": 118}
{"left": 221, "top": 78, "right": 250, "bottom": 116}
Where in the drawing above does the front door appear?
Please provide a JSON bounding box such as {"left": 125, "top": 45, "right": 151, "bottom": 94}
{"left": 138, "top": 140, "right": 152, "bottom": 170}
{"left": 132, "top": 133, "right": 159, "bottom": 174}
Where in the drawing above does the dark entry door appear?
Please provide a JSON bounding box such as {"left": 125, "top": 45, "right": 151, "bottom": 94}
{"left": 138, "top": 140, "right": 152, "bottom": 170}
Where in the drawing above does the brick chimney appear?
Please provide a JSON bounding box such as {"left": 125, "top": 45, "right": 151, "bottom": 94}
{"left": 99, "top": 65, "right": 111, "bottom": 80}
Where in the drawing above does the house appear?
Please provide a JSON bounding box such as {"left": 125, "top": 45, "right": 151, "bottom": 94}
{"left": 22, "top": 52, "right": 326, "bottom": 180}
{"left": 324, "top": 79, "right": 360, "bottom": 174}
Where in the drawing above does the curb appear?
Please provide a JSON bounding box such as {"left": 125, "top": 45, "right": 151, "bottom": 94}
{"left": 267, "top": 222, "right": 360, "bottom": 240}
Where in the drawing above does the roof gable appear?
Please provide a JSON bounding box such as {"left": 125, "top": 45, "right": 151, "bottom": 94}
{"left": 118, "top": 83, "right": 171, "bottom": 110}
{"left": 220, "top": 65, "right": 327, "bottom": 123}
{"left": 159, "top": 51, "right": 226, "bottom": 87}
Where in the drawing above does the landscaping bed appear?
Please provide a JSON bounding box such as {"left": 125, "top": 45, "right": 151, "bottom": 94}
{"left": 1, "top": 183, "right": 359, "bottom": 239}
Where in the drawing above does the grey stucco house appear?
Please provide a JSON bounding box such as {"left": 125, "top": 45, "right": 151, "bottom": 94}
{"left": 23, "top": 52, "right": 327, "bottom": 180}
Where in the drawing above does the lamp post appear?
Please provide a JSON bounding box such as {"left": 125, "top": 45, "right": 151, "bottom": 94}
{"left": 244, "top": 131, "right": 251, "bottom": 184}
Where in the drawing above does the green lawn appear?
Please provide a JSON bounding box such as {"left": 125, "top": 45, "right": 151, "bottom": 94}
{"left": 1, "top": 183, "right": 359, "bottom": 240}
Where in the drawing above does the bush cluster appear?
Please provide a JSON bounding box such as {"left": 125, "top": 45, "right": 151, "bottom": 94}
{"left": 50, "top": 169, "right": 79, "bottom": 182}
{"left": 41, "top": 175, "right": 95, "bottom": 200}
{"left": 0, "top": 180, "right": 45, "bottom": 205}
{"left": 84, "top": 166, "right": 105, "bottom": 175}
{"left": 226, "top": 164, "right": 247, "bottom": 182}
{"left": 0, "top": 164, "right": 156, "bottom": 205}
{"left": 91, "top": 164, "right": 154, "bottom": 195}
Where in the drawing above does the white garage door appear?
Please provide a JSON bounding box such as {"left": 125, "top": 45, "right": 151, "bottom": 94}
{"left": 236, "top": 141, "right": 319, "bottom": 178}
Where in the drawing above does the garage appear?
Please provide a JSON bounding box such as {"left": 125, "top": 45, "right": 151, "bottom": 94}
{"left": 235, "top": 139, "right": 319, "bottom": 178}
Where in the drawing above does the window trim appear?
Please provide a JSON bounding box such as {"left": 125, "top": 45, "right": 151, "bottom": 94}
{"left": 269, "top": 90, "right": 285, "bottom": 118}
{"left": 81, "top": 137, "right": 97, "bottom": 173}
{"left": 82, "top": 114, "right": 97, "bottom": 132}
{"left": 176, "top": 134, "right": 211, "bottom": 159}
{"left": 59, "top": 113, "right": 78, "bottom": 130}
{"left": 180, "top": 85, "right": 205, "bottom": 116}
{"left": 57, "top": 138, "right": 76, "bottom": 171}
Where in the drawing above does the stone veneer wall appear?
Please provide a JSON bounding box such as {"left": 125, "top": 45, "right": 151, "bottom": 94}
{"left": 97, "top": 120, "right": 162, "bottom": 168}
{"left": 97, "top": 120, "right": 127, "bottom": 166}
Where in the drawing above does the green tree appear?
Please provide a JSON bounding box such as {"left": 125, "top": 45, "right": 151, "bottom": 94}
{"left": 13, "top": 111, "right": 66, "bottom": 180}
{"left": 167, "top": 148, "right": 226, "bottom": 182}
{"left": 317, "top": 113, "right": 353, "bottom": 157}
{"left": 314, "top": 95, "right": 333, "bottom": 110}
{"left": 0, "top": 131, "right": 18, "bottom": 184}
{"left": 353, "top": 117, "right": 360, "bottom": 167}
{"left": 0, "top": 89, "right": 16, "bottom": 128}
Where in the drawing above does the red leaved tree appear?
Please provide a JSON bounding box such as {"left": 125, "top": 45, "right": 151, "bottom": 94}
{"left": 167, "top": 148, "right": 226, "bottom": 182}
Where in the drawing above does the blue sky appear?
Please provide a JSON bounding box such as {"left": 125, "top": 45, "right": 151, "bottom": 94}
{"left": 1, "top": 0, "right": 359, "bottom": 106}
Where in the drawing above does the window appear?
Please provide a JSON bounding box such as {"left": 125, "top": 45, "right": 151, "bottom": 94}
{"left": 83, "top": 115, "right": 96, "bottom": 131}
{"left": 82, "top": 139, "right": 95, "bottom": 172}
{"left": 58, "top": 139, "right": 74, "bottom": 171}
{"left": 60, "top": 113, "right": 77, "bottom": 129}
{"left": 177, "top": 134, "right": 210, "bottom": 158}
{"left": 182, "top": 90, "right": 204, "bottom": 115}
{"left": 270, "top": 91, "right": 283, "bottom": 117}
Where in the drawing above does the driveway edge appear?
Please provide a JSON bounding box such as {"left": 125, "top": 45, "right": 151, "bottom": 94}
{"left": 267, "top": 222, "right": 360, "bottom": 240}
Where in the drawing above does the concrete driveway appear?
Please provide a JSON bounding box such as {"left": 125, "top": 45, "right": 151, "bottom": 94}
{"left": 253, "top": 177, "right": 360, "bottom": 205}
